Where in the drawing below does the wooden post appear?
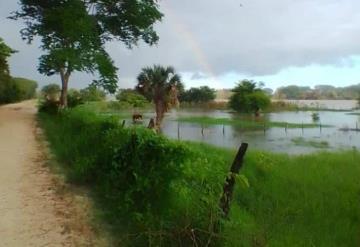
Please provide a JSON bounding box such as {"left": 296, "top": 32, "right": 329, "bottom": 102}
{"left": 148, "top": 118, "right": 155, "bottom": 129}
{"left": 263, "top": 122, "right": 266, "bottom": 135}
{"left": 121, "top": 120, "right": 126, "bottom": 128}
{"left": 201, "top": 124, "right": 204, "bottom": 137}
{"left": 219, "top": 143, "right": 249, "bottom": 218}
{"left": 301, "top": 122, "right": 304, "bottom": 134}
{"left": 223, "top": 125, "right": 225, "bottom": 136}
{"left": 177, "top": 122, "right": 180, "bottom": 140}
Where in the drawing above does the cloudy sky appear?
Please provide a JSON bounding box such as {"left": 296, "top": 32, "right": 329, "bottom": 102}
{"left": 1, "top": 0, "right": 360, "bottom": 90}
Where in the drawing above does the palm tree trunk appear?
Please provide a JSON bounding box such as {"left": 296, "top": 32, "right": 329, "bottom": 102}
{"left": 155, "top": 100, "right": 165, "bottom": 131}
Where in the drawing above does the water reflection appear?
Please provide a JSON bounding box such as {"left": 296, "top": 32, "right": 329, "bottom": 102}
{"left": 125, "top": 106, "right": 360, "bottom": 154}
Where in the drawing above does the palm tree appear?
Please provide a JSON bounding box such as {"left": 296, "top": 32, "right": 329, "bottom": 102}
{"left": 136, "top": 65, "right": 182, "bottom": 130}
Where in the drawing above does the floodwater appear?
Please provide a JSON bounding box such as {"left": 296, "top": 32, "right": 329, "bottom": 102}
{"left": 125, "top": 100, "right": 360, "bottom": 154}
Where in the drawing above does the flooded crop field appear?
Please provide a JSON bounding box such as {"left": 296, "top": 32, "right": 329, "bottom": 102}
{"left": 120, "top": 100, "right": 360, "bottom": 154}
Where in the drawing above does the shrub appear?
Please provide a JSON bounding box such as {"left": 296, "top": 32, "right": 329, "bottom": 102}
{"left": 41, "top": 83, "right": 61, "bottom": 101}
{"left": 80, "top": 85, "right": 106, "bottom": 102}
{"left": 116, "top": 89, "right": 149, "bottom": 107}
{"left": 229, "top": 80, "right": 271, "bottom": 114}
{"left": 67, "top": 89, "right": 83, "bottom": 108}
{"left": 0, "top": 76, "right": 38, "bottom": 104}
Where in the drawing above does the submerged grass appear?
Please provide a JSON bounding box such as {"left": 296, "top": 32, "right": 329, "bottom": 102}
{"left": 39, "top": 107, "right": 360, "bottom": 246}
{"left": 291, "top": 137, "right": 330, "bottom": 148}
{"left": 177, "top": 116, "right": 330, "bottom": 129}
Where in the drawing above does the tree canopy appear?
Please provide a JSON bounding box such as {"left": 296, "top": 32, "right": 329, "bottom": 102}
{"left": 136, "top": 65, "right": 182, "bottom": 129}
{"left": 179, "top": 86, "right": 216, "bottom": 103}
{"left": 11, "top": 0, "right": 163, "bottom": 107}
{"left": 229, "top": 80, "right": 271, "bottom": 114}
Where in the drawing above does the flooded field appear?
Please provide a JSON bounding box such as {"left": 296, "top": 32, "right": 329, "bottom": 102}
{"left": 121, "top": 100, "right": 360, "bottom": 154}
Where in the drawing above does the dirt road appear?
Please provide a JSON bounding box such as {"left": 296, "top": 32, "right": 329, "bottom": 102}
{"left": 0, "top": 101, "right": 97, "bottom": 246}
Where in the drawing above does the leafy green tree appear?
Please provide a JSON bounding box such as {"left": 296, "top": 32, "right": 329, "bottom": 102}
{"left": 80, "top": 85, "right": 106, "bottom": 102}
{"left": 229, "top": 80, "right": 271, "bottom": 115}
{"left": 179, "top": 86, "right": 216, "bottom": 103}
{"left": 136, "top": 65, "right": 182, "bottom": 129}
{"left": 116, "top": 89, "right": 149, "bottom": 108}
{"left": 11, "top": 0, "right": 163, "bottom": 107}
{"left": 0, "top": 38, "right": 16, "bottom": 104}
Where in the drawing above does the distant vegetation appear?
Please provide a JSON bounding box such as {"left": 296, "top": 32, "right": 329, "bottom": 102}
{"left": 229, "top": 80, "right": 271, "bottom": 115}
{"left": 0, "top": 38, "right": 37, "bottom": 104}
{"left": 274, "top": 84, "right": 360, "bottom": 100}
{"left": 179, "top": 86, "right": 216, "bottom": 104}
{"left": 116, "top": 89, "right": 149, "bottom": 108}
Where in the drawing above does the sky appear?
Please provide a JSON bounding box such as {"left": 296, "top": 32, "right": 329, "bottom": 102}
{"left": 1, "top": 0, "right": 360, "bottom": 90}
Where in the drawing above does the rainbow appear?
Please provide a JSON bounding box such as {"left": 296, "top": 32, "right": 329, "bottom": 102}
{"left": 162, "top": 2, "right": 220, "bottom": 86}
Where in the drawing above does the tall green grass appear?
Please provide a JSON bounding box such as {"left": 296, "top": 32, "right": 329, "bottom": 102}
{"left": 39, "top": 107, "right": 360, "bottom": 246}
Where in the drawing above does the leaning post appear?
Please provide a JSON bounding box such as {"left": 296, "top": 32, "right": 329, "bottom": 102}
{"left": 219, "top": 143, "right": 249, "bottom": 218}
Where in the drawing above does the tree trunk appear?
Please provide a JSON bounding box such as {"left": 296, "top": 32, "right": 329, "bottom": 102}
{"left": 155, "top": 100, "right": 165, "bottom": 131}
{"left": 59, "top": 69, "right": 70, "bottom": 108}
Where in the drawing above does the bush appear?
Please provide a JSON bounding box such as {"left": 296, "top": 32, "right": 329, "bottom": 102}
{"left": 67, "top": 89, "right": 83, "bottom": 108}
{"left": 39, "top": 107, "right": 227, "bottom": 245}
{"left": 0, "top": 77, "right": 38, "bottom": 104}
{"left": 80, "top": 85, "right": 106, "bottom": 102}
{"left": 41, "top": 83, "right": 61, "bottom": 101}
{"left": 229, "top": 80, "right": 271, "bottom": 114}
{"left": 116, "top": 89, "right": 149, "bottom": 107}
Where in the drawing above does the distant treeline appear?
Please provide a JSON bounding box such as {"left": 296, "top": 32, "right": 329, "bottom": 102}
{"left": 274, "top": 84, "right": 360, "bottom": 100}
{"left": 0, "top": 38, "right": 37, "bottom": 104}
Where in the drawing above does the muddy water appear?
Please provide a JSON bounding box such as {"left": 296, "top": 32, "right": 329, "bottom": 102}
{"left": 122, "top": 100, "right": 360, "bottom": 154}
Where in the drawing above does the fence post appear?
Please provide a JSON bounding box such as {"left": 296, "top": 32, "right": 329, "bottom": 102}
{"left": 177, "top": 122, "right": 180, "bottom": 140}
{"left": 201, "top": 124, "right": 204, "bottom": 137}
{"left": 301, "top": 122, "right": 304, "bottom": 134}
{"left": 223, "top": 125, "right": 225, "bottom": 136}
{"left": 219, "top": 143, "right": 249, "bottom": 218}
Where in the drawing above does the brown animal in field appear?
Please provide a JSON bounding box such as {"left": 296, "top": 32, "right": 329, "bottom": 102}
{"left": 132, "top": 113, "right": 143, "bottom": 123}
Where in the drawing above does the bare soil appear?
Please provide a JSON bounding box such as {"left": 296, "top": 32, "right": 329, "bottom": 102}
{"left": 0, "top": 101, "right": 104, "bottom": 246}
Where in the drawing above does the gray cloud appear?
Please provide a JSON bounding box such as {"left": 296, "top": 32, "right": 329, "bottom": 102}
{"left": 1, "top": 0, "right": 360, "bottom": 88}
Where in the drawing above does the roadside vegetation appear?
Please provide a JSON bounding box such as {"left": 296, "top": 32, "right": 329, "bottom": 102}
{"left": 38, "top": 106, "right": 360, "bottom": 246}
{"left": 0, "top": 38, "right": 37, "bottom": 104}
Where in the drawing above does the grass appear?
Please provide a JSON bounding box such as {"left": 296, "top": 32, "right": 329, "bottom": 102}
{"left": 291, "top": 137, "right": 330, "bottom": 148}
{"left": 186, "top": 143, "right": 360, "bottom": 246}
{"left": 177, "top": 116, "right": 330, "bottom": 129}
{"left": 38, "top": 107, "right": 360, "bottom": 246}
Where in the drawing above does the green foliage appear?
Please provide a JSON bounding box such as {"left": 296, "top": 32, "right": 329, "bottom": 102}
{"left": 79, "top": 85, "right": 106, "bottom": 102}
{"left": 0, "top": 77, "right": 38, "bottom": 104}
{"left": 116, "top": 89, "right": 149, "bottom": 107}
{"left": 0, "top": 37, "right": 16, "bottom": 75}
{"left": 67, "top": 89, "right": 83, "bottom": 108}
{"left": 229, "top": 80, "right": 271, "bottom": 113}
{"left": 179, "top": 86, "right": 216, "bottom": 103}
{"left": 39, "top": 107, "right": 360, "bottom": 246}
{"left": 136, "top": 65, "right": 182, "bottom": 127}
{"left": 11, "top": 0, "right": 163, "bottom": 106}
{"left": 41, "top": 84, "right": 61, "bottom": 100}
{"left": 274, "top": 84, "right": 360, "bottom": 100}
